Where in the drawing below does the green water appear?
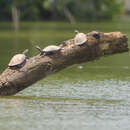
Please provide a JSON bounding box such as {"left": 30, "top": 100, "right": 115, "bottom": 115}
{"left": 0, "top": 21, "right": 130, "bottom": 130}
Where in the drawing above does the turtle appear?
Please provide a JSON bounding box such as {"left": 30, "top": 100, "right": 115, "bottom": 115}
{"left": 36, "top": 45, "right": 63, "bottom": 56}
{"left": 74, "top": 30, "right": 88, "bottom": 46}
{"left": 8, "top": 49, "right": 28, "bottom": 69}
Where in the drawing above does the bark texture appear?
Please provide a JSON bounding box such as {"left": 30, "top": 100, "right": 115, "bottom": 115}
{"left": 0, "top": 31, "right": 129, "bottom": 96}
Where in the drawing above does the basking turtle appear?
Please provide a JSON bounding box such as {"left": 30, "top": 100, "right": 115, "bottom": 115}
{"left": 8, "top": 49, "right": 28, "bottom": 69}
{"left": 74, "top": 30, "right": 88, "bottom": 46}
{"left": 36, "top": 45, "right": 63, "bottom": 56}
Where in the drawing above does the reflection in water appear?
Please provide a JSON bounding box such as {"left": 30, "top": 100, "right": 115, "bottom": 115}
{"left": 0, "top": 22, "right": 130, "bottom": 130}
{"left": 0, "top": 93, "right": 130, "bottom": 130}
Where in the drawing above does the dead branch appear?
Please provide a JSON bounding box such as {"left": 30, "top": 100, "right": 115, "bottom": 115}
{"left": 0, "top": 31, "right": 129, "bottom": 96}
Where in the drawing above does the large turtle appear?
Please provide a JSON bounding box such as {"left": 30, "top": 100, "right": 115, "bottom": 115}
{"left": 74, "top": 30, "right": 88, "bottom": 46}
{"left": 36, "top": 45, "right": 63, "bottom": 56}
{"left": 8, "top": 49, "right": 28, "bottom": 69}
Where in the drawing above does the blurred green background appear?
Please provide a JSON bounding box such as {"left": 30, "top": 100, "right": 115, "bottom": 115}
{"left": 0, "top": 0, "right": 125, "bottom": 22}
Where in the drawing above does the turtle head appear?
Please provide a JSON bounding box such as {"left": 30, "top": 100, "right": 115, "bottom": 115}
{"left": 23, "top": 49, "right": 29, "bottom": 54}
{"left": 75, "top": 30, "right": 79, "bottom": 34}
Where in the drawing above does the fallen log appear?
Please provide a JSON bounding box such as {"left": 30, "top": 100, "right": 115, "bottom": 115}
{"left": 0, "top": 31, "right": 129, "bottom": 96}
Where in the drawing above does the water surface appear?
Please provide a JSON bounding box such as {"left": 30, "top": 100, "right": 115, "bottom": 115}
{"left": 0, "top": 21, "right": 130, "bottom": 130}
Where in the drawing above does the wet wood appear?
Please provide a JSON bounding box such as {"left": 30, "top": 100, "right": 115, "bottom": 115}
{"left": 0, "top": 31, "right": 129, "bottom": 96}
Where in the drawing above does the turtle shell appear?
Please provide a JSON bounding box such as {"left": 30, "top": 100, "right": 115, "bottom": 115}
{"left": 43, "top": 45, "right": 61, "bottom": 52}
{"left": 74, "top": 33, "right": 87, "bottom": 45}
{"left": 8, "top": 54, "right": 26, "bottom": 67}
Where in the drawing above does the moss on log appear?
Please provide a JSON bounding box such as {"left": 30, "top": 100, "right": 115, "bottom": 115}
{"left": 0, "top": 31, "right": 129, "bottom": 96}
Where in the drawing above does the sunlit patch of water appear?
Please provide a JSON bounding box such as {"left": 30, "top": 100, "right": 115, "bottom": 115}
{"left": 19, "top": 79, "right": 130, "bottom": 101}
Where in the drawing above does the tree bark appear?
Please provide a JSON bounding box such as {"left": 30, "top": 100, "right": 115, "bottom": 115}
{"left": 0, "top": 31, "right": 129, "bottom": 96}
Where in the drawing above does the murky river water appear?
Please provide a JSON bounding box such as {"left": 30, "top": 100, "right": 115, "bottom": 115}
{"left": 0, "top": 21, "right": 130, "bottom": 130}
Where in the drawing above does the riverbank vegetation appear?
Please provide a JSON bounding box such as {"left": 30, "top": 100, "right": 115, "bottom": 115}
{"left": 0, "top": 0, "right": 124, "bottom": 22}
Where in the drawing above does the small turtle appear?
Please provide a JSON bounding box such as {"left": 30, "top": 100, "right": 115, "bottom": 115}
{"left": 8, "top": 49, "right": 28, "bottom": 69}
{"left": 36, "top": 45, "right": 63, "bottom": 56}
{"left": 74, "top": 30, "right": 88, "bottom": 46}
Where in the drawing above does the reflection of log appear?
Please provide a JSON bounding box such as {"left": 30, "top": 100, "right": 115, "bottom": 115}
{"left": 63, "top": 6, "right": 76, "bottom": 24}
{"left": 0, "top": 31, "right": 129, "bottom": 96}
{"left": 12, "top": 0, "right": 19, "bottom": 32}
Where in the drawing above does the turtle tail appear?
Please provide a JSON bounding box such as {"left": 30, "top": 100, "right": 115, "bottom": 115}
{"left": 36, "top": 45, "right": 45, "bottom": 56}
{"left": 36, "top": 46, "right": 43, "bottom": 53}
